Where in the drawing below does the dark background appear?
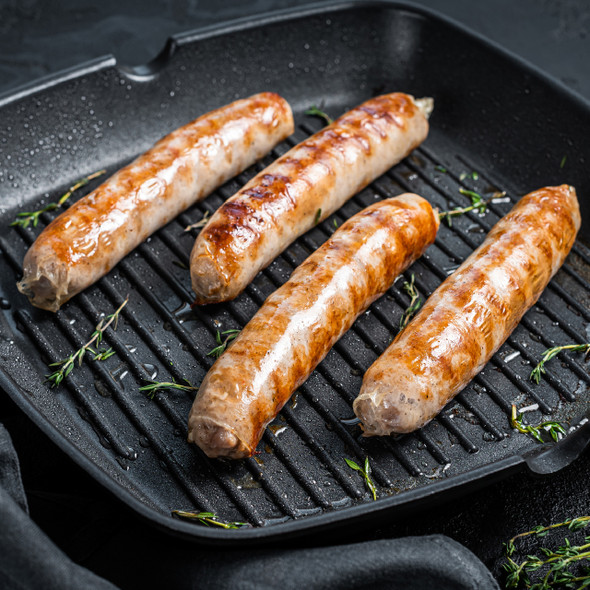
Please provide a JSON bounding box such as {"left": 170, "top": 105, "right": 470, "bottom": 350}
{"left": 1, "top": 1, "right": 589, "bottom": 588}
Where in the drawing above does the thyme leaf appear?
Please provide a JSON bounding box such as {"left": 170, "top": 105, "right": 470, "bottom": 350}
{"left": 207, "top": 329, "right": 241, "bottom": 359}
{"left": 184, "top": 211, "right": 210, "bottom": 233}
{"left": 502, "top": 516, "right": 590, "bottom": 588}
{"left": 399, "top": 273, "right": 421, "bottom": 330}
{"left": 45, "top": 297, "right": 128, "bottom": 387}
{"left": 438, "top": 189, "right": 505, "bottom": 227}
{"left": 345, "top": 457, "right": 377, "bottom": 500}
{"left": 171, "top": 510, "right": 248, "bottom": 529}
{"left": 314, "top": 208, "right": 322, "bottom": 225}
{"left": 435, "top": 165, "right": 447, "bottom": 173}
{"left": 530, "top": 343, "right": 590, "bottom": 384}
{"left": 510, "top": 405, "right": 566, "bottom": 444}
{"left": 11, "top": 169, "right": 106, "bottom": 229}
{"left": 305, "top": 105, "right": 333, "bottom": 126}
{"left": 459, "top": 170, "right": 479, "bottom": 181}
{"left": 140, "top": 379, "right": 198, "bottom": 399}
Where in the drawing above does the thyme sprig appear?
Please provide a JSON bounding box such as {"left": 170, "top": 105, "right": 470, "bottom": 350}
{"left": 439, "top": 189, "right": 505, "bottom": 227}
{"left": 172, "top": 510, "right": 248, "bottom": 529}
{"left": 305, "top": 105, "right": 333, "bottom": 126}
{"left": 184, "top": 211, "right": 210, "bottom": 233}
{"left": 345, "top": 457, "right": 377, "bottom": 501}
{"left": 503, "top": 516, "right": 590, "bottom": 588}
{"left": 45, "top": 297, "right": 128, "bottom": 387}
{"left": 510, "top": 405, "right": 566, "bottom": 444}
{"left": 11, "top": 169, "right": 106, "bottom": 229}
{"left": 140, "top": 379, "right": 198, "bottom": 399}
{"left": 530, "top": 343, "right": 590, "bottom": 384}
{"left": 399, "top": 273, "right": 421, "bottom": 330}
{"left": 207, "top": 329, "right": 241, "bottom": 358}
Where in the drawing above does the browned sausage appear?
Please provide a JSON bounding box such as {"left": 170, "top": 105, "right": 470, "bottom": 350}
{"left": 354, "top": 185, "right": 581, "bottom": 436}
{"left": 17, "top": 92, "right": 294, "bottom": 312}
{"left": 187, "top": 194, "right": 439, "bottom": 458}
{"left": 190, "top": 93, "right": 433, "bottom": 305}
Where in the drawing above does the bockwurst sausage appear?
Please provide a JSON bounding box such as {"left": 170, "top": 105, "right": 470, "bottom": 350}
{"left": 17, "top": 92, "right": 294, "bottom": 312}
{"left": 187, "top": 194, "right": 439, "bottom": 458}
{"left": 190, "top": 93, "right": 433, "bottom": 305}
{"left": 353, "top": 185, "right": 581, "bottom": 436}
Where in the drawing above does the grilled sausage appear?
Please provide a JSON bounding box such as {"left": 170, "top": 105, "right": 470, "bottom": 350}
{"left": 17, "top": 92, "right": 294, "bottom": 312}
{"left": 187, "top": 194, "right": 440, "bottom": 458}
{"left": 190, "top": 92, "right": 433, "bottom": 305}
{"left": 354, "top": 185, "right": 581, "bottom": 436}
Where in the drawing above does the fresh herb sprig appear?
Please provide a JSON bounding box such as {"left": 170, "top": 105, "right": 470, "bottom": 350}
{"left": 140, "top": 379, "right": 198, "bottom": 399}
{"left": 172, "top": 510, "right": 248, "bottom": 529}
{"left": 345, "top": 457, "right": 377, "bottom": 501}
{"left": 305, "top": 105, "right": 333, "bottom": 126}
{"left": 45, "top": 297, "right": 128, "bottom": 387}
{"left": 399, "top": 273, "right": 421, "bottom": 330}
{"left": 207, "top": 329, "right": 241, "bottom": 359}
{"left": 184, "top": 211, "right": 210, "bottom": 233}
{"left": 11, "top": 169, "right": 106, "bottom": 229}
{"left": 503, "top": 516, "right": 590, "bottom": 588}
{"left": 530, "top": 343, "right": 590, "bottom": 384}
{"left": 460, "top": 171, "right": 479, "bottom": 181}
{"left": 439, "top": 189, "right": 505, "bottom": 227}
{"left": 510, "top": 405, "right": 566, "bottom": 444}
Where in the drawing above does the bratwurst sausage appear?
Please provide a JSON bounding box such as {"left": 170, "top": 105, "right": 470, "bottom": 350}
{"left": 17, "top": 92, "right": 294, "bottom": 312}
{"left": 354, "top": 185, "right": 581, "bottom": 436}
{"left": 187, "top": 193, "right": 439, "bottom": 458}
{"left": 190, "top": 92, "right": 433, "bottom": 305}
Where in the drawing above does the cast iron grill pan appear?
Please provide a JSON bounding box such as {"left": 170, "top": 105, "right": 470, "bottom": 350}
{"left": 0, "top": 2, "right": 589, "bottom": 543}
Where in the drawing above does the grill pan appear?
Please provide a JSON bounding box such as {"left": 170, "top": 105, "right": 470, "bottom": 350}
{"left": 0, "top": 1, "right": 589, "bottom": 544}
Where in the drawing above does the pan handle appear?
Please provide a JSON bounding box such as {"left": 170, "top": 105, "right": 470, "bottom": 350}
{"left": 522, "top": 418, "right": 590, "bottom": 475}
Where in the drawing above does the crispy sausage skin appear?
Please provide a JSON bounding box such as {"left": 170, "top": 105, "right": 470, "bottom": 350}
{"left": 17, "top": 92, "right": 294, "bottom": 312}
{"left": 354, "top": 185, "right": 581, "bottom": 437}
{"left": 190, "top": 93, "right": 433, "bottom": 305}
{"left": 187, "top": 194, "right": 439, "bottom": 458}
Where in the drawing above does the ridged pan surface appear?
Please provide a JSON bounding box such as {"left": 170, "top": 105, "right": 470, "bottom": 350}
{"left": 0, "top": 2, "right": 589, "bottom": 543}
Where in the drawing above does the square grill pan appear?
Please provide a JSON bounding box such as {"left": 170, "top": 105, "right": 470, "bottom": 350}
{"left": 0, "top": 1, "right": 589, "bottom": 544}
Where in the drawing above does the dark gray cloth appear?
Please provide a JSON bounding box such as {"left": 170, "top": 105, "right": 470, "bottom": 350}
{"left": 185, "top": 535, "right": 500, "bottom": 590}
{"left": 0, "top": 420, "right": 498, "bottom": 589}
{"left": 0, "top": 423, "right": 119, "bottom": 590}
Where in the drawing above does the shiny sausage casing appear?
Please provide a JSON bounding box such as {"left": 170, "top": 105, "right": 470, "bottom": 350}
{"left": 354, "top": 185, "right": 581, "bottom": 437}
{"left": 190, "top": 92, "right": 432, "bottom": 305}
{"left": 187, "top": 194, "right": 439, "bottom": 459}
{"left": 17, "top": 92, "right": 294, "bottom": 312}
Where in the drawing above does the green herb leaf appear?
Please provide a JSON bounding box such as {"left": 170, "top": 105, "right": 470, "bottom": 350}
{"left": 172, "top": 510, "right": 248, "bottom": 529}
{"left": 399, "top": 273, "right": 422, "bottom": 330}
{"left": 207, "top": 329, "right": 241, "bottom": 359}
{"left": 305, "top": 105, "right": 333, "bottom": 126}
{"left": 345, "top": 456, "right": 377, "bottom": 500}
{"left": 11, "top": 169, "right": 106, "bottom": 229}
{"left": 140, "top": 379, "right": 198, "bottom": 399}
{"left": 438, "top": 189, "right": 504, "bottom": 226}
{"left": 435, "top": 165, "right": 447, "bottom": 173}
{"left": 184, "top": 211, "right": 210, "bottom": 233}
{"left": 530, "top": 343, "right": 590, "bottom": 384}
{"left": 510, "top": 404, "right": 566, "bottom": 444}
{"left": 314, "top": 208, "right": 322, "bottom": 225}
{"left": 45, "top": 297, "right": 128, "bottom": 388}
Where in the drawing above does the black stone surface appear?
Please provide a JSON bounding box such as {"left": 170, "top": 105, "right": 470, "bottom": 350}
{"left": 0, "top": 1, "right": 589, "bottom": 588}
